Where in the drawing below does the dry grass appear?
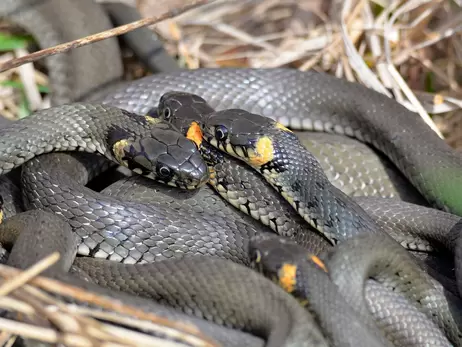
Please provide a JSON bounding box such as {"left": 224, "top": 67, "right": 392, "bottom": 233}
{"left": 0, "top": 253, "right": 219, "bottom": 347}
{"left": 2, "top": 0, "right": 462, "bottom": 144}
{"left": 141, "top": 0, "right": 462, "bottom": 147}
{"left": 0, "top": 0, "right": 462, "bottom": 345}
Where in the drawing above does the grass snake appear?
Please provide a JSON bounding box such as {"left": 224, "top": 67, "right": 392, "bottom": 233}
{"left": 90, "top": 68, "right": 462, "bottom": 216}
{"left": 1, "top": 2, "right": 462, "bottom": 343}
{"left": 1, "top": 69, "right": 462, "bottom": 344}
{"left": 249, "top": 232, "right": 454, "bottom": 347}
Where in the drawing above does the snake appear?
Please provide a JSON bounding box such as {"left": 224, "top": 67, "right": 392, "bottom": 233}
{"left": 249, "top": 232, "right": 453, "bottom": 347}
{"left": 162, "top": 92, "right": 389, "bottom": 244}
{"left": 0, "top": 0, "right": 179, "bottom": 106}
{"left": 0, "top": 102, "right": 208, "bottom": 190}
{"left": 2, "top": 2, "right": 462, "bottom": 346}
{"left": 323, "top": 231, "right": 462, "bottom": 346}
{"left": 0, "top": 89, "right": 457, "bottom": 347}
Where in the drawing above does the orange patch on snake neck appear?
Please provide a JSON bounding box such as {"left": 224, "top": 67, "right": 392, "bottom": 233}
{"left": 278, "top": 263, "right": 297, "bottom": 293}
{"left": 186, "top": 122, "right": 203, "bottom": 148}
{"left": 112, "top": 139, "right": 130, "bottom": 167}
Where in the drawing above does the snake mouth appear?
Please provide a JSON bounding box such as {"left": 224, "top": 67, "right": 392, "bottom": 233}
{"left": 163, "top": 152, "right": 210, "bottom": 190}
{"left": 178, "top": 176, "right": 209, "bottom": 190}
{"left": 140, "top": 160, "right": 209, "bottom": 190}
{"left": 181, "top": 161, "right": 210, "bottom": 190}
{"left": 196, "top": 168, "right": 211, "bottom": 188}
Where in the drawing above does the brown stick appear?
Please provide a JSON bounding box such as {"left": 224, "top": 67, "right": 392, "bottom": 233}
{"left": 0, "top": 263, "right": 219, "bottom": 347}
{"left": 0, "top": 0, "right": 213, "bottom": 73}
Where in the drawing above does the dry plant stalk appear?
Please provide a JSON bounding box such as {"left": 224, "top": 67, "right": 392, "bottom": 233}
{"left": 0, "top": 0, "right": 214, "bottom": 73}
{"left": 146, "top": 0, "right": 462, "bottom": 146}
{"left": 0, "top": 260, "right": 219, "bottom": 347}
{"left": 2, "top": 0, "right": 462, "bottom": 146}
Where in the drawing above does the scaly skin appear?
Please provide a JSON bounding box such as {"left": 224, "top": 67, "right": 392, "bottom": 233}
{"left": 199, "top": 107, "right": 382, "bottom": 244}
{"left": 323, "top": 232, "right": 462, "bottom": 346}
{"left": 90, "top": 68, "right": 462, "bottom": 216}
{"left": 0, "top": 103, "right": 208, "bottom": 189}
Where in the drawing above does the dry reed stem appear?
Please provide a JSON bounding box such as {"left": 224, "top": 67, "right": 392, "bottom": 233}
{"left": 0, "top": 262, "right": 219, "bottom": 347}
{"left": 0, "top": 0, "right": 214, "bottom": 73}
{"left": 0, "top": 0, "right": 461, "bottom": 343}
{"left": 143, "top": 0, "right": 462, "bottom": 145}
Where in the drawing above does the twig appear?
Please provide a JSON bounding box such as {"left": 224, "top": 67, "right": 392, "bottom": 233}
{"left": 341, "top": 0, "right": 391, "bottom": 96}
{"left": 70, "top": 307, "right": 214, "bottom": 347}
{"left": 0, "top": 0, "right": 214, "bottom": 73}
{"left": 0, "top": 252, "right": 59, "bottom": 296}
{"left": 0, "top": 318, "right": 58, "bottom": 344}
{"left": 383, "top": 0, "right": 444, "bottom": 138}
{"left": 0, "top": 263, "right": 218, "bottom": 347}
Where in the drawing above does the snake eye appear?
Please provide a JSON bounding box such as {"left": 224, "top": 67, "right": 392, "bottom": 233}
{"left": 215, "top": 125, "right": 228, "bottom": 141}
{"left": 163, "top": 107, "right": 172, "bottom": 120}
{"left": 156, "top": 164, "right": 173, "bottom": 180}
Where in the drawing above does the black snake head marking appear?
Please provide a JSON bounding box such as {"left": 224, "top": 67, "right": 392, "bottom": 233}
{"left": 249, "top": 233, "right": 327, "bottom": 295}
{"left": 157, "top": 91, "right": 215, "bottom": 134}
{"left": 108, "top": 122, "right": 209, "bottom": 190}
{"left": 199, "top": 108, "right": 291, "bottom": 171}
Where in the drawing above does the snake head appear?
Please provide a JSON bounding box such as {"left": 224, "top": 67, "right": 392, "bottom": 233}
{"left": 199, "top": 109, "right": 277, "bottom": 167}
{"left": 249, "top": 233, "right": 297, "bottom": 274}
{"left": 157, "top": 91, "right": 215, "bottom": 134}
{"left": 249, "top": 233, "right": 327, "bottom": 294}
{"left": 110, "top": 122, "right": 209, "bottom": 189}
{"left": 200, "top": 109, "right": 299, "bottom": 170}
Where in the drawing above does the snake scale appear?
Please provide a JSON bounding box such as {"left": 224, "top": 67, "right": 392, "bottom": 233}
{"left": 1, "top": 1, "right": 462, "bottom": 346}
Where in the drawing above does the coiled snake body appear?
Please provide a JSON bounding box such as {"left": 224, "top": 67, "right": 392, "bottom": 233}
{"left": 5, "top": 67, "right": 462, "bottom": 345}
{"left": 2, "top": 2, "right": 462, "bottom": 344}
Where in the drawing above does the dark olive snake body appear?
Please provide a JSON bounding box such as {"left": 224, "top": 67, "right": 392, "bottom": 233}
{"left": 2, "top": 69, "right": 462, "bottom": 346}
{"left": 90, "top": 68, "right": 462, "bottom": 216}
{"left": 1, "top": 2, "right": 462, "bottom": 344}
{"left": 250, "top": 233, "right": 453, "bottom": 347}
